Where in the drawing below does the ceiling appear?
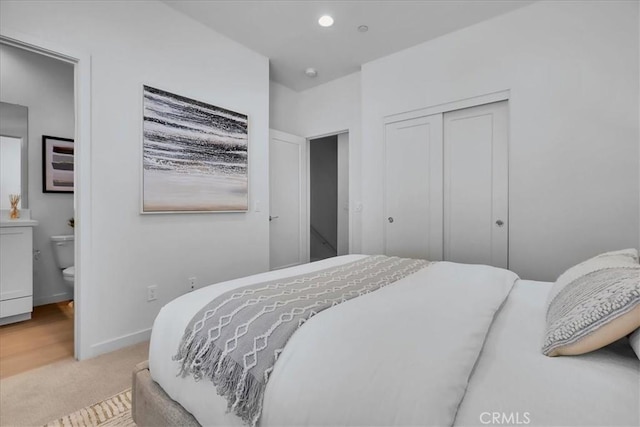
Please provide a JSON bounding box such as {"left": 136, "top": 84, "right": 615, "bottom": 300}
{"left": 164, "top": 1, "right": 534, "bottom": 92}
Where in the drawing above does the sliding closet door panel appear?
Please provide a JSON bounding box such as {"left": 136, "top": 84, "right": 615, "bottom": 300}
{"left": 384, "top": 114, "right": 443, "bottom": 260}
{"left": 444, "top": 101, "right": 508, "bottom": 268}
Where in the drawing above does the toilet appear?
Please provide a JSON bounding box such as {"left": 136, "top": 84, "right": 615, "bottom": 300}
{"left": 51, "top": 235, "right": 75, "bottom": 288}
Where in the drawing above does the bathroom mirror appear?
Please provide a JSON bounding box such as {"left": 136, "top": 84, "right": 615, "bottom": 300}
{"left": 0, "top": 102, "right": 29, "bottom": 209}
{"left": 0, "top": 136, "right": 23, "bottom": 209}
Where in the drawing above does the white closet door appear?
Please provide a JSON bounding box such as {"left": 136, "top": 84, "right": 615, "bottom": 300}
{"left": 269, "top": 129, "right": 308, "bottom": 270}
{"left": 443, "top": 101, "right": 508, "bottom": 268}
{"left": 384, "top": 114, "right": 443, "bottom": 260}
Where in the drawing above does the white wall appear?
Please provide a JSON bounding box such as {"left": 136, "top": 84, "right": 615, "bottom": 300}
{"left": 361, "top": 0, "right": 639, "bottom": 281}
{"left": 0, "top": 44, "right": 75, "bottom": 305}
{"left": 269, "top": 82, "right": 300, "bottom": 136}
{"left": 270, "top": 72, "right": 362, "bottom": 253}
{"left": 0, "top": 0, "right": 270, "bottom": 358}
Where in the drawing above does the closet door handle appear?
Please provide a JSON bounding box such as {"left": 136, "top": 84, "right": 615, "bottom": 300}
{"left": 388, "top": 217, "right": 394, "bottom": 223}
{"left": 495, "top": 219, "right": 504, "bottom": 227}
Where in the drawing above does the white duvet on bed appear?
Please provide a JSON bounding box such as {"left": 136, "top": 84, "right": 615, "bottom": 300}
{"left": 455, "top": 279, "right": 640, "bottom": 427}
{"left": 149, "top": 255, "right": 640, "bottom": 427}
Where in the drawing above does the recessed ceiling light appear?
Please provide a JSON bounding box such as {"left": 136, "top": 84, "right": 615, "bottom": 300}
{"left": 358, "top": 25, "right": 369, "bottom": 33}
{"left": 318, "top": 15, "right": 334, "bottom": 27}
{"left": 305, "top": 68, "right": 318, "bottom": 78}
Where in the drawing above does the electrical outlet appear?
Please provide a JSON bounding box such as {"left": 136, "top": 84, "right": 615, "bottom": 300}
{"left": 188, "top": 277, "right": 197, "bottom": 292}
{"left": 147, "top": 285, "right": 158, "bottom": 301}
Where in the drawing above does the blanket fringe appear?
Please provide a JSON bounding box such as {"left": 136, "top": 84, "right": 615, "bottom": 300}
{"left": 174, "top": 333, "right": 265, "bottom": 426}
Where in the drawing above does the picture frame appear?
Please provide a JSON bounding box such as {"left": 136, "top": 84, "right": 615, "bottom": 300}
{"left": 141, "top": 85, "right": 249, "bottom": 213}
{"left": 42, "top": 135, "right": 74, "bottom": 193}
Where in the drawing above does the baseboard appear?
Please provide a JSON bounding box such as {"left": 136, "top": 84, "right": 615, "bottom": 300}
{"left": 0, "top": 312, "right": 31, "bottom": 326}
{"left": 34, "top": 292, "right": 73, "bottom": 307}
{"left": 86, "top": 327, "right": 151, "bottom": 359}
{"left": 270, "top": 261, "right": 302, "bottom": 271}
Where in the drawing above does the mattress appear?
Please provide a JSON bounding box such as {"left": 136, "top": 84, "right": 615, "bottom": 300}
{"left": 149, "top": 255, "right": 639, "bottom": 426}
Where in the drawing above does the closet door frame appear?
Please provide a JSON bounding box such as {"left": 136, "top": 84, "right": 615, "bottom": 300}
{"left": 382, "top": 90, "right": 510, "bottom": 262}
{"left": 383, "top": 90, "right": 510, "bottom": 125}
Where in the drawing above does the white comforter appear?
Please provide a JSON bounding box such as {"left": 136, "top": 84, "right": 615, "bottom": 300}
{"left": 150, "top": 255, "right": 517, "bottom": 426}
{"left": 455, "top": 279, "right": 640, "bottom": 427}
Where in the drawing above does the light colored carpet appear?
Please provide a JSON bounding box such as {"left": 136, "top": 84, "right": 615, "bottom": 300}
{"left": 0, "top": 341, "right": 148, "bottom": 427}
{"left": 45, "top": 389, "right": 133, "bottom": 427}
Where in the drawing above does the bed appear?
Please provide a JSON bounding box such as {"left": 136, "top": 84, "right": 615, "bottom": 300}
{"left": 133, "top": 254, "right": 640, "bottom": 427}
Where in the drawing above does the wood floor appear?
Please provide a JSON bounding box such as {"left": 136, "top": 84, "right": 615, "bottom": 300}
{"left": 0, "top": 301, "right": 74, "bottom": 379}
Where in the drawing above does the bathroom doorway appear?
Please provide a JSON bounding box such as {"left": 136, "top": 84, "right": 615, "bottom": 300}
{"left": 0, "top": 43, "right": 75, "bottom": 376}
{"left": 0, "top": 29, "right": 91, "bottom": 365}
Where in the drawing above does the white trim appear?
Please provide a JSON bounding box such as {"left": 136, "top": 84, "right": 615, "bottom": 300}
{"left": 0, "top": 26, "right": 93, "bottom": 361}
{"left": 347, "top": 131, "right": 355, "bottom": 254}
{"left": 306, "top": 128, "right": 349, "bottom": 141}
{"left": 305, "top": 139, "right": 311, "bottom": 261}
{"left": 384, "top": 90, "right": 510, "bottom": 125}
{"left": 301, "top": 137, "right": 310, "bottom": 263}
{"left": 88, "top": 328, "right": 151, "bottom": 359}
{"left": 0, "top": 313, "right": 31, "bottom": 326}
{"left": 302, "top": 139, "right": 309, "bottom": 263}
{"left": 270, "top": 262, "right": 303, "bottom": 271}
{"left": 33, "top": 292, "right": 73, "bottom": 307}
{"left": 336, "top": 132, "right": 349, "bottom": 256}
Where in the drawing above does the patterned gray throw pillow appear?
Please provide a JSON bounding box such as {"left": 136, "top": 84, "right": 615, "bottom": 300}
{"left": 542, "top": 249, "right": 640, "bottom": 357}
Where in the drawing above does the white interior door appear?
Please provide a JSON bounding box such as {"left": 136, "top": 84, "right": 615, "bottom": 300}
{"left": 443, "top": 101, "right": 509, "bottom": 268}
{"left": 384, "top": 114, "right": 443, "bottom": 260}
{"left": 269, "top": 129, "right": 308, "bottom": 270}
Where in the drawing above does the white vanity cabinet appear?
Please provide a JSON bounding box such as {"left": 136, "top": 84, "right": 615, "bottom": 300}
{"left": 0, "top": 225, "right": 34, "bottom": 324}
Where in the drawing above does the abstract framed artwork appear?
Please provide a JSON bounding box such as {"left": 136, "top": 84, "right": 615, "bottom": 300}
{"left": 42, "top": 135, "right": 74, "bottom": 193}
{"left": 142, "top": 85, "right": 249, "bottom": 213}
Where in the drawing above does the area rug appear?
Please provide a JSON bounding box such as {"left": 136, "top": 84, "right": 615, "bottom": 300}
{"left": 45, "top": 389, "right": 134, "bottom": 427}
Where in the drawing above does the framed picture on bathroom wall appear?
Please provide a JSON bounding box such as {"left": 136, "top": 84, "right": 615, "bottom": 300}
{"left": 141, "top": 85, "right": 249, "bottom": 213}
{"left": 42, "top": 135, "right": 74, "bottom": 193}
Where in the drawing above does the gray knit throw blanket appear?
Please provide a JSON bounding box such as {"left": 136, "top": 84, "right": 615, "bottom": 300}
{"left": 174, "top": 255, "right": 430, "bottom": 425}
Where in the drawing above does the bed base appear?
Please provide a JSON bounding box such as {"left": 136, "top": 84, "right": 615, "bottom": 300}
{"left": 132, "top": 360, "right": 201, "bottom": 427}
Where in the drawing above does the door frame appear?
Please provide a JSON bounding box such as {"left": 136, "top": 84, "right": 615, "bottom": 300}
{"left": 384, "top": 90, "right": 510, "bottom": 125}
{"left": 0, "top": 27, "right": 93, "bottom": 360}
{"left": 382, "top": 90, "right": 510, "bottom": 261}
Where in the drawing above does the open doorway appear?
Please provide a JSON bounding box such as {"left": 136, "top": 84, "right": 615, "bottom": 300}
{"left": 0, "top": 42, "right": 76, "bottom": 377}
{"left": 309, "top": 132, "right": 349, "bottom": 262}
{"left": 268, "top": 129, "right": 349, "bottom": 269}
{"left": 0, "top": 28, "right": 91, "bottom": 368}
